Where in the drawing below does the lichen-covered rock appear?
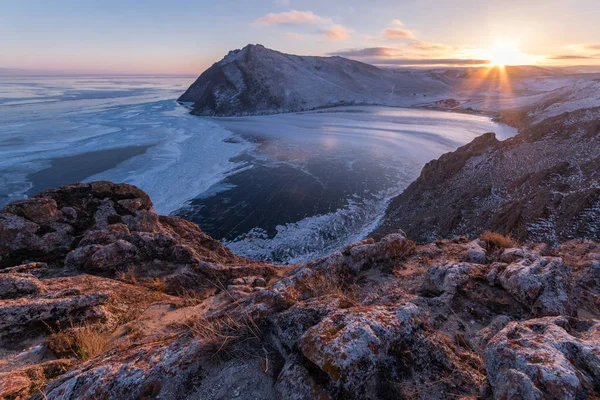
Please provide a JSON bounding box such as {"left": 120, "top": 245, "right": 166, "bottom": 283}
{"left": 270, "top": 296, "right": 345, "bottom": 350}
{"left": 39, "top": 336, "right": 203, "bottom": 399}
{"left": 275, "top": 361, "right": 331, "bottom": 400}
{"left": 0, "top": 293, "right": 109, "bottom": 340}
{"left": 461, "top": 241, "right": 487, "bottom": 264}
{"left": 0, "top": 182, "right": 278, "bottom": 296}
{"left": 484, "top": 316, "right": 600, "bottom": 400}
{"left": 489, "top": 257, "right": 574, "bottom": 316}
{"left": 421, "top": 262, "right": 485, "bottom": 297}
{"left": 298, "top": 304, "right": 419, "bottom": 392}
{"left": 0, "top": 273, "right": 45, "bottom": 299}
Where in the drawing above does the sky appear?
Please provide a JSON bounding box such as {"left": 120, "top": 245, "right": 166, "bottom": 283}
{"left": 2, "top": 0, "right": 600, "bottom": 74}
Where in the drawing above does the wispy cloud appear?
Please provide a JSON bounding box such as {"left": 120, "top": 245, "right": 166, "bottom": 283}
{"left": 408, "top": 41, "right": 453, "bottom": 53}
{"left": 367, "top": 20, "right": 416, "bottom": 41}
{"left": 254, "top": 10, "right": 331, "bottom": 26}
{"left": 584, "top": 44, "right": 600, "bottom": 51}
{"left": 328, "top": 45, "right": 490, "bottom": 67}
{"left": 547, "top": 54, "right": 595, "bottom": 60}
{"left": 372, "top": 58, "right": 490, "bottom": 66}
{"left": 330, "top": 47, "right": 400, "bottom": 57}
{"left": 256, "top": 9, "right": 348, "bottom": 41}
{"left": 321, "top": 25, "right": 349, "bottom": 41}
{"left": 382, "top": 27, "right": 415, "bottom": 40}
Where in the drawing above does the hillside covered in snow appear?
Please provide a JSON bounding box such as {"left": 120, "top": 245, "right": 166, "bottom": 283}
{"left": 178, "top": 44, "right": 449, "bottom": 116}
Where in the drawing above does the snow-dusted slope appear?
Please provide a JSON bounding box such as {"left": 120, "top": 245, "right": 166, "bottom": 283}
{"left": 374, "top": 77, "right": 600, "bottom": 244}
{"left": 179, "top": 44, "right": 449, "bottom": 116}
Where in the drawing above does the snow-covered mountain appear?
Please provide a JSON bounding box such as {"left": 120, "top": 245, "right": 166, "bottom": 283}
{"left": 179, "top": 44, "right": 449, "bottom": 116}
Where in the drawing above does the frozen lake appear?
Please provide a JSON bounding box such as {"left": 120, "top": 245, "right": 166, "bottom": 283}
{"left": 0, "top": 76, "right": 517, "bottom": 263}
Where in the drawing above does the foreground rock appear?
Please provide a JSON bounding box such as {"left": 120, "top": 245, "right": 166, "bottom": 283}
{"left": 0, "top": 181, "right": 279, "bottom": 295}
{"left": 0, "top": 182, "right": 598, "bottom": 399}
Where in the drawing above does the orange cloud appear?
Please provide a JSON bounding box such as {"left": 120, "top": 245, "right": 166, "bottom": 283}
{"left": 383, "top": 28, "right": 415, "bottom": 39}
{"left": 322, "top": 25, "right": 349, "bottom": 41}
{"left": 254, "top": 10, "right": 331, "bottom": 26}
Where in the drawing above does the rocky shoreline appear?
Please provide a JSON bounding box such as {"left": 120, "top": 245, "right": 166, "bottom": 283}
{"left": 1, "top": 182, "right": 598, "bottom": 399}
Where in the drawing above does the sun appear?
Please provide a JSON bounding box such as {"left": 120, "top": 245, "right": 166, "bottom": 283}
{"left": 485, "top": 42, "right": 534, "bottom": 67}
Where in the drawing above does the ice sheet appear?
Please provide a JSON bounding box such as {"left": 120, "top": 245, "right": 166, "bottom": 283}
{"left": 0, "top": 76, "right": 253, "bottom": 213}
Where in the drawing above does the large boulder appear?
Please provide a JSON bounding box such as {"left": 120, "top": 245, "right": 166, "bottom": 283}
{"left": 298, "top": 304, "right": 419, "bottom": 392}
{"left": 484, "top": 316, "right": 600, "bottom": 400}
{"left": 488, "top": 257, "right": 574, "bottom": 316}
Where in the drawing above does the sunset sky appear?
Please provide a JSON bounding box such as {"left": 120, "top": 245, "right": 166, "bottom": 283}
{"left": 2, "top": 0, "right": 600, "bottom": 74}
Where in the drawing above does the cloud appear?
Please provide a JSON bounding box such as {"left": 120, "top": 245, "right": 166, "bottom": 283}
{"left": 254, "top": 10, "right": 331, "bottom": 26}
{"left": 321, "top": 25, "right": 349, "bottom": 41}
{"left": 382, "top": 27, "right": 415, "bottom": 39}
{"left": 408, "top": 41, "right": 453, "bottom": 53}
{"left": 547, "top": 54, "right": 595, "bottom": 60}
{"left": 584, "top": 44, "right": 600, "bottom": 51}
{"left": 329, "top": 47, "right": 400, "bottom": 57}
{"left": 370, "top": 58, "right": 490, "bottom": 66}
{"left": 328, "top": 46, "right": 489, "bottom": 67}
{"left": 392, "top": 19, "right": 404, "bottom": 26}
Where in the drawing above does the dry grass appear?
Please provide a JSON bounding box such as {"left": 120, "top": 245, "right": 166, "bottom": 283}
{"left": 183, "top": 313, "right": 262, "bottom": 357}
{"left": 116, "top": 265, "right": 137, "bottom": 284}
{"left": 72, "top": 326, "right": 109, "bottom": 360}
{"left": 146, "top": 277, "right": 167, "bottom": 292}
{"left": 46, "top": 325, "right": 110, "bottom": 361}
{"left": 385, "top": 238, "right": 416, "bottom": 261}
{"left": 479, "top": 231, "right": 516, "bottom": 249}
{"left": 303, "top": 272, "right": 360, "bottom": 307}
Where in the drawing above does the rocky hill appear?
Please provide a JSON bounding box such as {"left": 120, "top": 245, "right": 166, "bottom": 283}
{"left": 374, "top": 80, "right": 600, "bottom": 245}
{"left": 178, "top": 44, "right": 448, "bottom": 116}
{"left": 1, "top": 182, "right": 599, "bottom": 399}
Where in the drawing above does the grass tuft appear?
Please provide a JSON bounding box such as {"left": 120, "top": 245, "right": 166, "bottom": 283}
{"left": 479, "top": 231, "right": 516, "bottom": 249}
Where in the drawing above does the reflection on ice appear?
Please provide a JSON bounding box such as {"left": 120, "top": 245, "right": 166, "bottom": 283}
{"left": 180, "top": 106, "right": 517, "bottom": 263}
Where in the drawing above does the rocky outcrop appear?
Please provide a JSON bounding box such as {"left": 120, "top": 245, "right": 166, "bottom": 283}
{"left": 0, "top": 182, "right": 598, "bottom": 399}
{"left": 374, "top": 105, "right": 600, "bottom": 245}
{"left": 485, "top": 316, "right": 600, "bottom": 399}
{"left": 178, "top": 44, "right": 448, "bottom": 116}
{"left": 0, "top": 181, "right": 279, "bottom": 295}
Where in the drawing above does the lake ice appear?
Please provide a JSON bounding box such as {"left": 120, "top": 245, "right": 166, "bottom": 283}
{"left": 0, "top": 76, "right": 517, "bottom": 263}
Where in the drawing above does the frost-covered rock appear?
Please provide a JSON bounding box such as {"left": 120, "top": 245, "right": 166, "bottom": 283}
{"left": 461, "top": 240, "right": 487, "bottom": 264}
{"left": 298, "top": 304, "right": 419, "bottom": 392}
{"left": 0, "top": 293, "right": 109, "bottom": 340}
{"left": 484, "top": 316, "right": 600, "bottom": 400}
{"left": 421, "top": 262, "right": 485, "bottom": 297}
{"left": 489, "top": 257, "right": 574, "bottom": 316}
